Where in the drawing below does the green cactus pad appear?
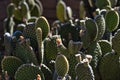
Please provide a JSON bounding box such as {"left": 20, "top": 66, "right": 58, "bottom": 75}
{"left": 112, "top": 29, "right": 120, "bottom": 54}
{"left": 41, "top": 64, "right": 52, "bottom": 80}
{"left": 105, "top": 10, "right": 119, "bottom": 32}
{"left": 95, "top": 15, "right": 106, "bottom": 41}
{"left": 15, "top": 64, "right": 45, "bottom": 80}
{"left": 16, "top": 23, "right": 26, "bottom": 32}
{"left": 95, "top": 0, "right": 111, "bottom": 9}
{"left": 14, "top": 0, "right": 30, "bottom": 21}
{"left": 23, "top": 22, "right": 37, "bottom": 48}
{"left": 26, "top": 0, "right": 36, "bottom": 11}
{"left": 36, "top": 28, "right": 44, "bottom": 65}
{"left": 4, "top": 17, "right": 15, "bottom": 35}
{"left": 81, "top": 28, "right": 91, "bottom": 49}
{"left": 4, "top": 32, "right": 12, "bottom": 55}
{"left": 44, "top": 35, "right": 58, "bottom": 62}
{"left": 87, "top": 42, "right": 102, "bottom": 70}
{"left": 14, "top": 8, "right": 23, "bottom": 21}
{"left": 99, "top": 52, "right": 120, "bottom": 80}
{"left": 30, "top": 3, "right": 42, "bottom": 17}
{"left": 11, "top": 0, "right": 22, "bottom": 6}
{"left": 68, "top": 40, "right": 82, "bottom": 54}
{"left": 27, "top": 17, "right": 37, "bottom": 23}
{"left": 56, "top": 0, "right": 67, "bottom": 22}
{"left": 98, "top": 40, "right": 112, "bottom": 56}
{"left": 7, "top": 3, "right": 15, "bottom": 17}
{"left": 35, "top": 16, "right": 50, "bottom": 40}
{"left": 109, "top": 0, "right": 118, "bottom": 7}
{"left": 55, "top": 54, "right": 69, "bottom": 78}
{"left": 68, "top": 54, "right": 78, "bottom": 79}
{"left": 85, "top": 18, "right": 98, "bottom": 42}
{"left": 79, "top": 1, "right": 86, "bottom": 19}
{"left": 15, "top": 39, "right": 38, "bottom": 65}
{"left": 1, "top": 56, "right": 23, "bottom": 78}
{"left": 66, "top": 6, "right": 73, "bottom": 20}
{"left": 75, "top": 60, "right": 95, "bottom": 80}
{"left": 35, "top": 0, "right": 43, "bottom": 15}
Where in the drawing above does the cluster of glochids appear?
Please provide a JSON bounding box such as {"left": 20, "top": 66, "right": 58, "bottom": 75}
{"left": 1, "top": 0, "right": 120, "bottom": 80}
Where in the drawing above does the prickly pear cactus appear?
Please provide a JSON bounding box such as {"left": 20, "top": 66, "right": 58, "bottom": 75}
{"left": 1, "top": 56, "right": 23, "bottom": 78}
{"left": 105, "top": 10, "right": 119, "bottom": 32}
{"left": 15, "top": 64, "right": 45, "bottom": 80}
{"left": 41, "top": 64, "right": 52, "bottom": 80}
{"left": 11, "top": 0, "right": 22, "bottom": 6}
{"left": 85, "top": 18, "right": 98, "bottom": 42}
{"left": 79, "top": 0, "right": 86, "bottom": 19}
{"left": 4, "top": 33, "right": 12, "bottom": 55}
{"left": 7, "top": 3, "right": 15, "bottom": 17}
{"left": 14, "top": 0, "right": 30, "bottom": 21}
{"left": 44, "top": 35, "right": 58, "bottom": 62}
{"left": 109, "top": 0, "right": 118, "bottom": 7}
{"left": 36, "top": 27, "right": 44, "bottom": 65}
{"left": 95, "top": 15, "right": 106, "bottom": 41}
{"left": 98, "top": 40, "right": 112, "bottom": 56}
{"left": 30, "top": 3, "right": 42, "bottom": 17}
{"left": 15, "top": 38, "right": 38, "bottom": 65}
{"left": 55, "top": 54, "right": 69, "bottom": 78}
{"left": 23, "top": 22, "right": 37, "bottom": 48}
{"left": 87, "top": 42, "right": 102, "bottom": 70}
{"left": 26, "top": 0, "right": 36, "bottom": 11}
{"left": 4, "top": 17, "right": 15, "bottom": 35}
{"left": 68, "top": 40, "right": 82, "bottom": 54}
{"left": 56, "top": 0, "right": 67, "bottom": 22}
{"left": 35, "top": 0, "right": 43, "bottom": 16}
{"left": 35, "top": 16, "right": 50, "bottom": 40}
{"left": 75, "top": 59, "right": 95, "bottom": 80}
{"left": 68, "top": 54, "right": 78, "bottom": 80}
{"left": 66, "top": 6, "right": 73, "bottom": 20}
{"left": 112, "top": 29, "right": 120, "bottom": 54}
{"left": 99, "top": 52, "right": 120, "bottom": 80}
{"left": 95, "top": 0, "right": 111, "bottom": 9}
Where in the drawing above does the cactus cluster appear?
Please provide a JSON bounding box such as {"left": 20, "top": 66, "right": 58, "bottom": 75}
{"left": 1, "top": 0, "right": 120, "bottom": 80}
